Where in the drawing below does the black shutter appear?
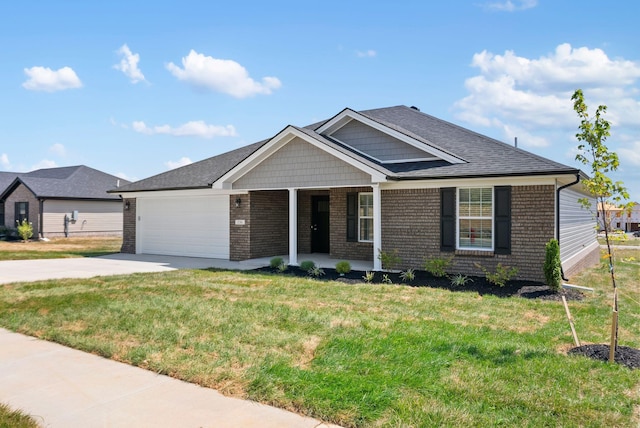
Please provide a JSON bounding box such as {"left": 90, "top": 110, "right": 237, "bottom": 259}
{"left": 346, "top": 192, "right": 357, "bottom": 242}
{"left": 440, "top": 188, "right": 456, "bottom": 252}
{"left": 494, "top": 186, "right": 511, "bottom": 254}
{"left": 14, "top": 203, "right": 20, "bottom": 225}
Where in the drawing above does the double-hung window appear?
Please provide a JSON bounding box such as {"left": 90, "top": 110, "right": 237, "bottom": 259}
{"left": 359, "top": 192, "right": 373, "bottom": 242}
{"left": 458, "top": 187, "right": 493, "bottom": 250}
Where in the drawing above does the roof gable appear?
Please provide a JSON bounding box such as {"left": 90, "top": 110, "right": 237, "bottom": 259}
{"left": 315, "top": 108, "right": 465, "bottom": 165}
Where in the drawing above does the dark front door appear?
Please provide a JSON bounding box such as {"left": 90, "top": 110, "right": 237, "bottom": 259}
{"left": 311, "top": 195, "right": 330, "bottom": 253}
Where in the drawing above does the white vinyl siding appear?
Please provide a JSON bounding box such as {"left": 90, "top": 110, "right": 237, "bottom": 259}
{"left": 42, "top": 200, "right": 123, "bottom": 235}
{"left": 137, "top": 195, "right": 229, "bottom": 259}
{"left": 458, "top": 187, "right": 493, "bottom": 250}
{"left": 559, "top": 188, "right": 598, "bottom": 269}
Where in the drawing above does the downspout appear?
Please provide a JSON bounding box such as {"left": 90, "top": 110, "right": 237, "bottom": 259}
{"left": 556, "top": 173, "right": 581, "bottom": 281}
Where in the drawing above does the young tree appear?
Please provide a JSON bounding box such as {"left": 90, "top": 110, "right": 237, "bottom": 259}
{"left": 572, "top": 89, "right": 630, "bottom": 362}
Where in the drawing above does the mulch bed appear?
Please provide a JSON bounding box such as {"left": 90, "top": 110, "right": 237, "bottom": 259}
{"left": 568, "top": 345, "right": 640, "bottom": 369}
{"left": 254, "top": 266, "right": 584, "bottom": 300}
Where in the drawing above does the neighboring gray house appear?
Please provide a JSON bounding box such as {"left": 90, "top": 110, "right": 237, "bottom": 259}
{"left": 111, "top": 106, "right": 599, "bottom": 282}
{"left": 0, "top": 165, "right": 129, "bottom": 238}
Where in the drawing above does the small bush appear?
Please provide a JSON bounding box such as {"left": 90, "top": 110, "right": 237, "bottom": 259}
{"left": 16, "top": 220, "right": 33, "bottom": 242}
{"left": 378, "top": 249, "right": 402, "bottom": 270}
{"left": 335, "top": 261, "right": 351, "bottom": 275}
{"left": 362, "top": 271, "right": 375, "bottom": 283}
{"left": 270, "top": 257, "right": 284, "bottom": 269}
{"left": 400, "top": 269, "right": 415, "bottom": 283}
{"left": 382, "top": 274, "right": 393, "bottom": 284}
{"left": 277, "top": 262, "right": 288, "bottom": 273}
{"left": 424, "top": 256, "right": 453, "bottom": 277}
{"left": 450, "top": 274, "right": 473, "bottom": 287}
{"left": 475, "top": 263, "right": 518, "bottom": 287}
{"left": 544, "top": 239, "right": 562, "bottom": 292}
{"left": 308, "top": 266, "right": 325, "bottom": 278}
{"left": 299, "top": 260, "right": 316, "bottom": 271}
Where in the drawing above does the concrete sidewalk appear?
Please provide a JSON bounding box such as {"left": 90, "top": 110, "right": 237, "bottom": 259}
{"left": 0, "top": 329, "right": 337, "bottom": 428}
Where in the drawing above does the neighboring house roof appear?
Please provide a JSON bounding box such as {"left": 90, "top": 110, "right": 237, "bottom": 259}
{"left": 114, "top": 105, "right": 580, "bottom": 193}
{"left": 0, "top": 165, "right": 128, "bottom": 201}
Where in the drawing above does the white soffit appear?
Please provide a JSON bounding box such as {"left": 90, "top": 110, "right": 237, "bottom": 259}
{"left": 315, "top": 109, "right": 465, "bottom": 165}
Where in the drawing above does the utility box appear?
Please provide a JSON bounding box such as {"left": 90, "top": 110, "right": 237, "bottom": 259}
{"left": 71, "top": 210, "right": 79, "bottom": 221}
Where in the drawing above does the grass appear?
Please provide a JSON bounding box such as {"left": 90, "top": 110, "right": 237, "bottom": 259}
{"left": 0, "top": 250, "right": 638, "bottom": 426}
{"left": 0, "top": 403, "right": 39, "bottom": 428}
{"left": 0, "top": 237, "right": 122, "bottom": 260}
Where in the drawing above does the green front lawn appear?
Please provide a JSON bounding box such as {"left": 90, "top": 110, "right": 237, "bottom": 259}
{"left": 0, "top": 250, "right": 638, "bottom": 427}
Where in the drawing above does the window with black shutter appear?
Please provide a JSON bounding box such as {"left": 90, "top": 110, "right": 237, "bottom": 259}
{"left": 494, "top": 186, "right": 512, "bottom": 254}
{"left": 15, "top": 202, "right": 28, "bottom": 225}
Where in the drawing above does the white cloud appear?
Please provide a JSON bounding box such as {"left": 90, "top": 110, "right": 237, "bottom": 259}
{"left": 132, "top": 120, "right": 237, "bottom": 139}
{"left": 485, "top": 0, "right": 537, "bottom": 11}
{"left": 618, "top": 141, "right": 640, "bottom": 166}
{"left": 49, "top": 143, "right": 66, "bottom": 157}
{"left": 0, "top": 153, "right": 10, "bottom": 169}
{"left": 22, "top": 66, "right": 82, "bottom": 92}
{"left": 166, "top": 50, "right": 282, "bottom": 98}
{"left": 31, "top": 159, "right": 57, "bottom": 170}
{"left": 165, "top": 157, "right": 193, "bottom": 170}
{"left": 113, "top": 44, "right": 146, "bottom": 84}
{"left": 453, "top": 44, "right": 640, "bottom": 149}
{"left": 356, "top": 50, "right": 377, "bottom": 58}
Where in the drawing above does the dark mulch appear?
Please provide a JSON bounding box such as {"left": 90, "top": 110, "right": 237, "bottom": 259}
{"left": 569, "top": 344, "right": 640, "bottom": 369}
{"left": 254, "top": 266, "right": 584, "bottom": 300}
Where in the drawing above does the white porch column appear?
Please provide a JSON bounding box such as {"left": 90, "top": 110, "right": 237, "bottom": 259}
{"left": 373, "top": 184, "right": 382, "bottom": 270}
{"left": 288, "top": 188, "right": 298, "bottom": 266}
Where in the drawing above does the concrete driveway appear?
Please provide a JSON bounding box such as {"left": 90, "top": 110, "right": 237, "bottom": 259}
{"left": 0, "top": 253, "right": 267, "bottom": 285}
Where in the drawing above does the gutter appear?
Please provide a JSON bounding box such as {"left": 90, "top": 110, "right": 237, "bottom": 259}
{"left": 556, "top": 173, "right": 581, "bottom": 281}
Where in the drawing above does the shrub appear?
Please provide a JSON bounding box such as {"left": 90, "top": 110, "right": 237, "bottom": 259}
{"left": 270, "top": 257, "right": 284, "bottom": 269}
{"left": 450, "top": 274, "right": 473, "bottom": 287}
{"left": 475, "top": 263, "right": 518, "bottom": 287}
{"left": 362, "top": 271, "right": 375, "bottom": 283}
{"left": 544, "top": 239, "right": 562, "bottom": 292}
{"left": 308, "top": 266, "right": 325, "bottom": 278}
{"left": 299, "top": 260, "right": 316, "bottom": 271}
{"left": 377, "top": 249, "right": 402, "bottom": 270}
{"left": 276, "top": 262, "right": 288, "bottom": 273}
{"left": 382, "top": 274, "right": 393, "bottom": 284}
{"left": 16, "top": 220, "right": 33, "bottom": 242}
{"left": 423, "top": 256, "right": 453, "bottom": 277}
{"left": 335, "top": 261, "right": 351, "bottom": 275}
{"left": 399, "top": 269, "right": 415, "bottom": 283}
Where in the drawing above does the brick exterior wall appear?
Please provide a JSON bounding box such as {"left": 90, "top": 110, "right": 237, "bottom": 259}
{"left": 330, "top": 187, "right": 374, "bottom": 261}
{"left": 250, "top": 190, "right": 289, "bottom": 258}
{"left": 229, "top": 194, "right": 250, "bottom": 260}
{"left": 380, "top": 185, "right": 556, "bottom": 282}
{"left": 120, "top": 198, "right": 136, "bottom": 253}
{"left": 297, "top": 190, "right": 330, "bottom": 254}
{"left": 4, "top": 184, "right": 40, "bottom": 237}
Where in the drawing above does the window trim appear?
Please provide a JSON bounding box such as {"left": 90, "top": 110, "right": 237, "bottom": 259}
{"left": 456, "top": 187, "right": 494, "bottom": 251}
{"left": 358, "top": 192, "right": 373, "bottom": 243}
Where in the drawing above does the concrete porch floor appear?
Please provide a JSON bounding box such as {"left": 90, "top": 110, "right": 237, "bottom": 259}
{"left": 246, "top": 253, "right": 374, "bottom": 272}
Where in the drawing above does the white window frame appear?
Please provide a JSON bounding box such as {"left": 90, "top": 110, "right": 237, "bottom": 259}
{"left": 457, "top": 187, "right": 494, "bottom": 251}
{"left": 358, "top": 192, "right": 373, "bottom": 242}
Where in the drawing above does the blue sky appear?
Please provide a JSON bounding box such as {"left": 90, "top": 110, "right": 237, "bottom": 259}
{"left": 1, "top": 1, "right": 638, "bottom": 201}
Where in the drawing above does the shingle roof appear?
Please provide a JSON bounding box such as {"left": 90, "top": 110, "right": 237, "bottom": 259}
{"left": 113, "top": 141, "right": 266, "bottom": 192}
{"left": 115, "top": 105, "right": 578, "bottom": 192}
{"left": 0, "top": 166, "right": 128, "bottom": 200}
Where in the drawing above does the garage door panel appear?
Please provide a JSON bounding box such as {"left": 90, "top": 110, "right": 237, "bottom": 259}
{"left": 138, "top": 196, "right": 229, "bottom": 259}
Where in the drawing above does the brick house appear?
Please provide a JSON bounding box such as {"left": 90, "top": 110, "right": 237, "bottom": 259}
{"left": 112, "top": 106, "right": 599, "bottom": 282}
{"left": 0, "top": 166, "right": 128, "bottom": 238}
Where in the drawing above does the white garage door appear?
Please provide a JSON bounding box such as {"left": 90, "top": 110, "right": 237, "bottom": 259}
{"left": 138, "top": 195, "right": 229, "bottom": 259}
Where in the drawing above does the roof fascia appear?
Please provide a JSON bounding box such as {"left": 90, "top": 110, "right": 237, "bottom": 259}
{"left": 315, "top": 109, "right": 466, "bottom": 165}
{"left": 213, "top": 126, "right": 388, "bottom": 189}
